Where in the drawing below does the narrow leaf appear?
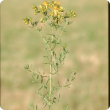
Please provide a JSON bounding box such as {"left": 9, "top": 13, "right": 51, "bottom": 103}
{"left": 43, "top": 102, "right": 47, "bottom": 108}
{"left": 36, "top": 105, "right": 38, "bottom": 110}
{"left": 37, "top": 75, "right": 39, "bottom": 79}
{"left": 51, "top": 78, "right": 55, "bottom": 86}
{"left": 41, "top": 76, "right": 43, "bottom": 83}
{"left": 46, "top": 78, "right": 50, "bottom": 85}
{"left": 37, "top": 67, "right": 40, "bottom": 74}
{"left": 58, "top": 81, "right": 60, "bottom": 87}
{"left": 58, "top": 89, "right": 60, "bottom": 98}
{"left": 66, "top": 104, "right": 69, "bottom": 110}
{"left": 39, "top": 86, "right": 43, "bottom": 90}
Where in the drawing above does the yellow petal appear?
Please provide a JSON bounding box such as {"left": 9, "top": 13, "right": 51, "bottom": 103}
{"left": 39, "top": 5, "right": 42, "bottom": 9}
{"left": 53, "top": 6, "right": 57, "bottom": 10}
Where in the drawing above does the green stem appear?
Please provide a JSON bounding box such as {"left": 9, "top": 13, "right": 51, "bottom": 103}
{"left": 57, "top": 20, "right": 67, "bottom": 43}
{"left": 35, "top": 27, "right": 51, "bottom": 50}
{"left": 49, "top": 28, "right": 54, "bottom": 109}
{"left": 49, "top": 52, "right": 52, "bottom": 107}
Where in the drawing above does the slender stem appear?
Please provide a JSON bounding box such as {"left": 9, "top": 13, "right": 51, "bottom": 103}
{"left": 49, "top": 28, "right": 54, "bottom": 109}
{"left": 35, "top": 27, "right": 51, "bottom": 50}
{"left": 60, "top": 21, "right": 67, "bottom": 37}
{"left": 57, "top": 20, "right": 67, "bottom": 43}
{"left": 49, "top": 52, "right": 52, "bottom": 106}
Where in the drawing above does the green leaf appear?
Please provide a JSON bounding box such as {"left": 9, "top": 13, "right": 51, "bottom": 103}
{"left": 71, "top": 77, "right": 75, "bottom": 81}
{"left": 39, "top": 86, "right": 43, "bottom": 90}
{"left": 52, "top": 51, "right": 55, "bottom": 56}
{"left": 43, "top": 102, "right": 47, "bottom": 108}
{"left": 37, "top": 27, "right": 42, "bottom": 33}
{"left": 37, "top": 67, "right": 40, "bottom": 74}
{"left": 32, "top": 80, "right": 37, "bottom": 83}
{"left": 73, "top": 71, "right": 76, "bottom": 75}
{"left": 36, "top": 105, "right": 38, "bottom": 110}
{"left": 43, "top": 56, "right": 48, "bottom": 58}
{"left": 43, "top": 17, "right": 48, "bottom": 22}
{"left": 49, "top": 105, "right": 52, "bottom": 110}
{"left": 57, "top": 72, "right": 60, "bottom": 76}
{"left": 52, "top": 39, "right": 56, "bottom": 43}
{"left": 46, "top": 78, "right": 50, "bottom": 85}
{"left": 24, "top": 64, "right": 29, "bottom": 69}
{"left": 67, "top": 21, "right": 73, "bottom": 25}
{"left": 58, "top": 89, "right": 60, "bottom": 98}
{"left": 65, "top": 104, "right": 69, "bottom": 110}
{"left": 37, "top": 75, "right": 39, "bottom": 79}
{"left": 67, "top": 76, "right": 69, "bottom": 82}
{"left": 51, "top": 78, "right": 55, "bottom": 86}
{"left": 44, "top": 85, "right": 47, "bottom": 89}
{"left": 62, "top": 19, "right": 66, "bottom": 23}
{"left": 64, "top": 83, "right": 71, "bottom": 87}
{"left": 58, "top": 81, "right": 60, "bottom": 87}
{"left": 41, "top": 76, "right": 43, "bottom": 83}
{"left": 44, "top": 63, "right": 50, "bottom": 64}
{"left": 35, "top": 21, "right": 39, "bottom": 25}
{"left": 56, "top": 63, "right": 59, "bottom": 68}
{"left": 29, "top": 103, "right": 34, "bottom": 110}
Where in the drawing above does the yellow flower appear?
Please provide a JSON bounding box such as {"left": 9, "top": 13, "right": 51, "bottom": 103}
{"left": 34, "top": 10, "right": 38, "bottom": 15}
{"left": 50, "top": 13, "right": 54, "bottom": 17}
{"left": 32, "top": 6, "right": 38, "bottom": 11}
{"left": 42, "top": 1, "right": 47, "bottom": 6}
{"left": 72, "top": 12, "right": 75, "bottom": 14}
{"left": 69, "top": 14, "right": 72, "bottom": 18}
{"left": 65, "top": 12, "right": 68, "bottom": 16}
{"left": 51, "top": 1, "right": 54, "bottom": 3}
{"left": 42, "top": 1, "right": 48, "bottom": 9}
{"left": 40, "top": 18, "right": 44, "bottom": 23}
{"left": 23, "top": 17, "right": 29, "bottom": 25}
{"left": 59, "top": 6, "right": 64, "bottom": 12}
{"left": 56, "top": 1, "right": 60, "bottom": 6}
{"left": 60, "top": 16, "right": 64, "bottom": 19}
{"left": 53, "top": 6, "right": 57, "bottom": 10}
{"left": 58, "top": 14, "right": 61, "bottom": 18}
{"left": 73, "top": 14, "right": 76, "bottom": 17}
{"left": 29, "top": 18, "right": 32, "bottom": 22}
{"left": 53, "top": 6, "right": 58, "bottom": 16}
{"left": 55, "top": 18, "right": 58, "bottom": 23}
{"left": 39, "top": 5, "right": 42, "bottom": 9}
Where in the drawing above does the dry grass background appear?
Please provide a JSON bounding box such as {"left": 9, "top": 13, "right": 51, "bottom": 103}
{"left": 1, "top": 0, "right": 108, "bottom": 110}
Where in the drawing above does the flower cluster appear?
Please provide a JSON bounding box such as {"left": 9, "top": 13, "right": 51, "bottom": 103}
{"left": 23, "top": 17, "right": 32, "bottom": 24}
{"left": 23, "top": 0, "right": 76, "bottom": 27}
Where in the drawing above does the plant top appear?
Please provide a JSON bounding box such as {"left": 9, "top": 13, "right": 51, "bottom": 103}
{"left": 23, "top": 0, "right": 76, "bottom": 29}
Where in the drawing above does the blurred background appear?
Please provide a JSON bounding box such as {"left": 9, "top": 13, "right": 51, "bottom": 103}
{"left": 1, "top": 0, "right": 108, "bottom": 110}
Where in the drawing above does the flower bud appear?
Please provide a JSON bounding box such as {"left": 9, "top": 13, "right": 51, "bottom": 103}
{"left": 40, "top": 18, "right": 45, "bottom": 23}
{"left": 29, "top": 18, "right": 32, "bottom": 22}
{"left": 32, "top": 6, "right": 38, "bottom": 11}
{"left": 23, "top": 17, "right": 29, "bottom": 25}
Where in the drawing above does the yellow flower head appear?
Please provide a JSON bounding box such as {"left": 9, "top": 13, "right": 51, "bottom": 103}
{"left": 65, "top": 12, "right": 68, "bottom": 16}
{"left": 32, "top": 6, "right": 38, "bottom": 11}
{"left": 73, "top": 13, "right": 76, "bottom": 17}
{"left": 56, "top": 1, "right": 60, "bottom": 6}
{"left": 29, "top": 18, "right": 32, "bottom": 22}
{"left": 23, "top": 17, "right": 29, "bottom": 25}
{"left": 53, "top": 6, "right": 57, "bottom": 10}
{"left": 70, "top": 10, "right": 76, "bottom": 17}
{"left": 59, "top": 6, "right": 64, "bottom": 12}
{"left": 42, "top": 1, "right": 47, "bottom": 6}
{"left": 42, "top": 1, "right": 48, "bottom": 9}
{"left": 39, "top": 5, "right": 42, "bottom": 9}
{"left": 23, "top": 0, "right": 76, "bottom": 26}
{"left": 72, "top": 12, "right": 75, "bottom": 14}
{"left": 51, "top": 1, "right": 54, "bottom": 4}
{"left": 40, "top": 18, "right": 45, "bottom": 23}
